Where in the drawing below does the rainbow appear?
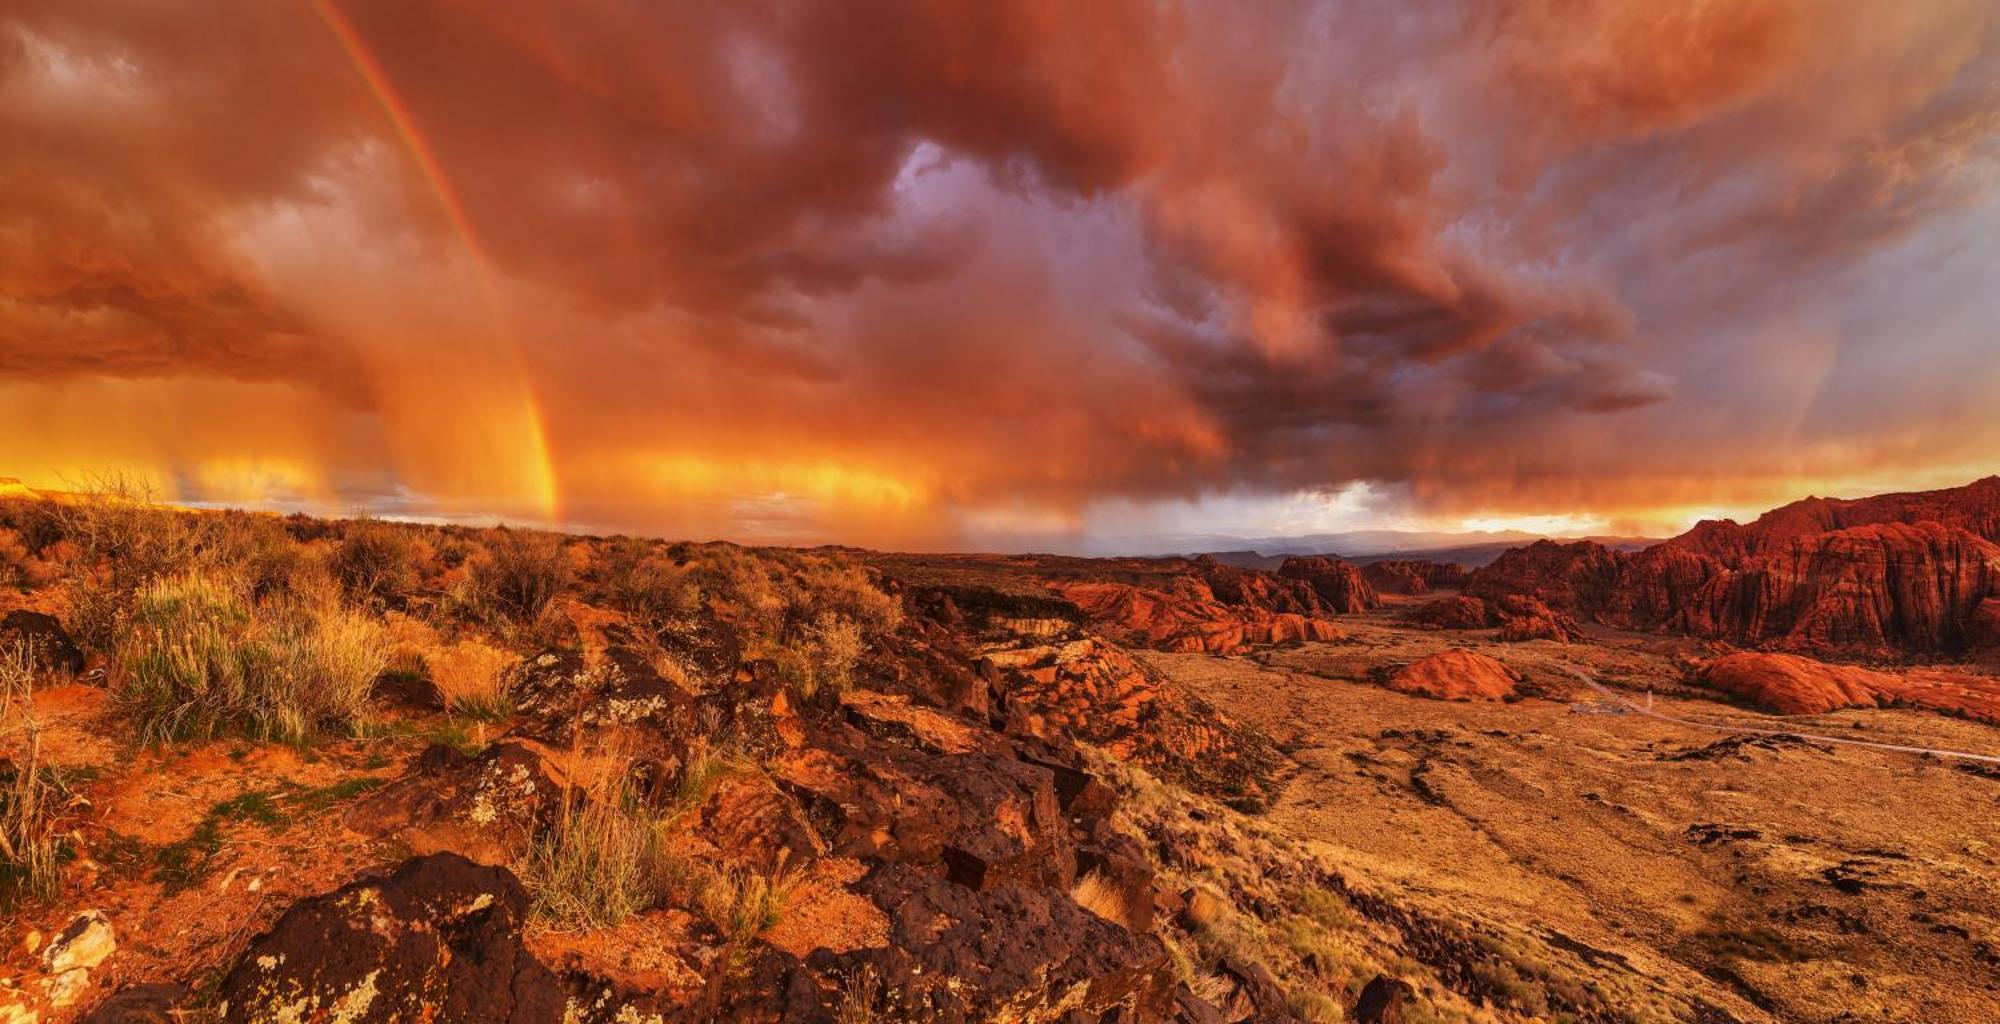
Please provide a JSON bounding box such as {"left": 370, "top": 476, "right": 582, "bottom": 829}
{"left": 310, "top": 0, "right": 559, "bottom": 520}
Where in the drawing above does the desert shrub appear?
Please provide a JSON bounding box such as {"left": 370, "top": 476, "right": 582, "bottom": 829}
{"left": 0, "top": 529, "right": 50, "bottom": 591}
{"left": 0, "top": 641, "right": 67, "bottom": 908}
{"left": 597, "top": 538, "right": 699, "bottom": 624}
{"left": 525, "top": 777, "right": 667, "bottom": 929}
{"left": 114, "top": 572, "right": 387, "bottom": 744}
{"left": 470, "top": 530, "right": 573, "bottom": 624}
{"left": 30, "top": 476, "right": 224, "bottom": 654}
{"left": 332, "top": 519, "right": 425, "bottom": 605}
{"left": 425, "top": 640, "right": 518, "bottom": 720}
{"left": 277, "top": 599, "right": 390, "bottom": 738}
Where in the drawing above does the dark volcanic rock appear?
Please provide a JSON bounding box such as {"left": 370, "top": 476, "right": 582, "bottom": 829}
{"left": 346, "top": 741, "right": 567, "bottom": 865}
{"left": 1353, "top": 975, "right": 1413, "bottom": 1023}
{"left": 854, "top": 863, "right": 1177, "bottom": 1022}
{"left": 80, "top": 984, "right": 188, "bottom": 1024}
{"left": 218, "top": 853, "right": 566, "bottom": 1024}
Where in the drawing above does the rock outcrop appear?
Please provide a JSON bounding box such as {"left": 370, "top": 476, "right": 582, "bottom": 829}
{"left": 1055, "top": 579, "right": 1341, "bottom": 655}
{"left": 1699, "top": 652, "right": 1898, "bottom": 715}
{"left": 218, "top": 853, "right": 568, "bottom": 1024}
{"left": 199, "top": 571, "right": 1226, "bottom": 1024}
{"left": 1402, "top": 594, "right": 1581, "bottom": 642}
{"left": 1698, "top": 651, "right": 2000, "bottom": 721}
{"left": 1387, "top": 651, "right": 1520, "bottom": 702}
{"left": 1360, "top": 560, "right": 1468, "bottom": 596}
{"left": 1464, "top": 478, "right": 2000, "bottom": 658}
{"left": 1277, "top": 556, "right": 1381, "bottom": 613}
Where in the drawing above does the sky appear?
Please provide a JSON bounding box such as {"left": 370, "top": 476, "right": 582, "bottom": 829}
{"left": 2, "top": 1, "right": 1997, "bottom": 551}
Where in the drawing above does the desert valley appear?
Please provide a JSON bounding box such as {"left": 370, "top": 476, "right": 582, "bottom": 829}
{"left": 0, "top": 476, "right": 1995, "bottom": 1023}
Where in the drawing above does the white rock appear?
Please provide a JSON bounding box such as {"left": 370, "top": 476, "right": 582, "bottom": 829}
{"left": 42, "top": 911, "right": 114, "bottom": 974}
{"left": 0, "top": 997, "right": 38, "bottom": 1024}
{"left": 43, "top": 969, "right": 88, "bottom": 1009}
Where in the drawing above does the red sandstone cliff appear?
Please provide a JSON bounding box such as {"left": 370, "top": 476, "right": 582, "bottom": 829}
{"left": 1464, "top": 478, "right": 2000, "bottom": 657}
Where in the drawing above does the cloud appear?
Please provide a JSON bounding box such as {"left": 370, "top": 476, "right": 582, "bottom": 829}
{"left": 0, "top": 0, "right": 1995, "bottom": 544}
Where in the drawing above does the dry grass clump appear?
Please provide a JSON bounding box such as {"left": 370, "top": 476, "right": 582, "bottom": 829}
{"left": 525, "top": 775, "right": 669, "bottom": 930}
{"left": 424, "top": 639, "right": 518, "bottom": 720}
{"left": 1072, "top": 870, "right": 1132, "bottom": 929}
{"left": 0, "top": 640, "right": 67, "bottom": 909}
{"left": 696, "top": 860, "right": 800, "bottom": 946}
{"left": 114, "top": 571, "right": 388, "bottom": 744}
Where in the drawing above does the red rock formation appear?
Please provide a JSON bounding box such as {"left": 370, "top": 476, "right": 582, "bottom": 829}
{"left": 1699, "top": 651, "right": 2000, "bottom": 723}
{"left": 1387, "top": 651, "right": 1520, "bottom": 702}
{"left": 1404, "top": 594, "right": 1491, "bottom": 630}
{"left": 1053, "top": 579, "right": 1341, "bottom": 656}
{"left": 1402, "top": 593, "right": 1581, "bottom": 642}
{"left": 1361, "top": 560, "right": 1469, "bottom": 595}
{"left": 1277, "top": 556, "right": 1381, "bottom": 613}
{"left": 1464, "top": 478, "right": 2000, "bottom": 657}
{"left": 1699, "top": 652, "right": 1895, "bottom": 714}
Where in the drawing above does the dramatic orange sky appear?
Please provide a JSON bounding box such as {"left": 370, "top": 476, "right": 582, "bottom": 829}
{"left": 3, "top": 1, "right": 1997, "bottom": 550}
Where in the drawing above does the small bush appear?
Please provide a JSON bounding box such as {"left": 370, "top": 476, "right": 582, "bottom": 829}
{"left": 525, "top": 778, "right": 666, "bottom": 930}
{"left": 332, "top": 520, "right": 425, "bottom": 604}
{"left": 471, "top": 530, "right": 573, "bottom": 624}
{"left": 425, "top": 640, "right": 518, "bottom": 720}
{"left": 598, "top": 539, "right": 699, "bottom": 624}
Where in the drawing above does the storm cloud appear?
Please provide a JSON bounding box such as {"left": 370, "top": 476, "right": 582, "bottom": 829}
{"left": 1, "top": 0, "right": 1995, "bottom": 545}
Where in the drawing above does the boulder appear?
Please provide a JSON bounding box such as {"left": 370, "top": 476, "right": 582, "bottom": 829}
{"left": 345, "top": 742, "right": 567, "bottom": 865}
{"left": 218, "top": 854, "right": 567, "bottom": 1024}
{"left": 850, "top": 863, "right": 1177, "bottom": 1022}
{"left": 43, "top": 911, "right": 113, "bottom": 974}
{"left": 1353, "top": 975, "right": 1413, "bottom": 1024}
{"left": 1387, "top": 651, "right": 1520, "bottom": 702}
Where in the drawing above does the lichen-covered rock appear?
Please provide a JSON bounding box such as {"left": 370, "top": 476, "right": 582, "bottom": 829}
{"left": 840, "top": 864, "right": 1177, "bottom": 1022}
{"left": 218, "top": 853, "right": 567, "bottom": 1024}
{"left": 346, "top": 742, "right": 567, "bottom": 865}
{"left": 42, "top": 911, "right": 113, "bottom": 974}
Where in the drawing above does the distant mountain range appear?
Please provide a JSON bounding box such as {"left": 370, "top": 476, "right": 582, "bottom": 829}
{"left": 1196, "top": 534, "right": 1661, "bottom": 570}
